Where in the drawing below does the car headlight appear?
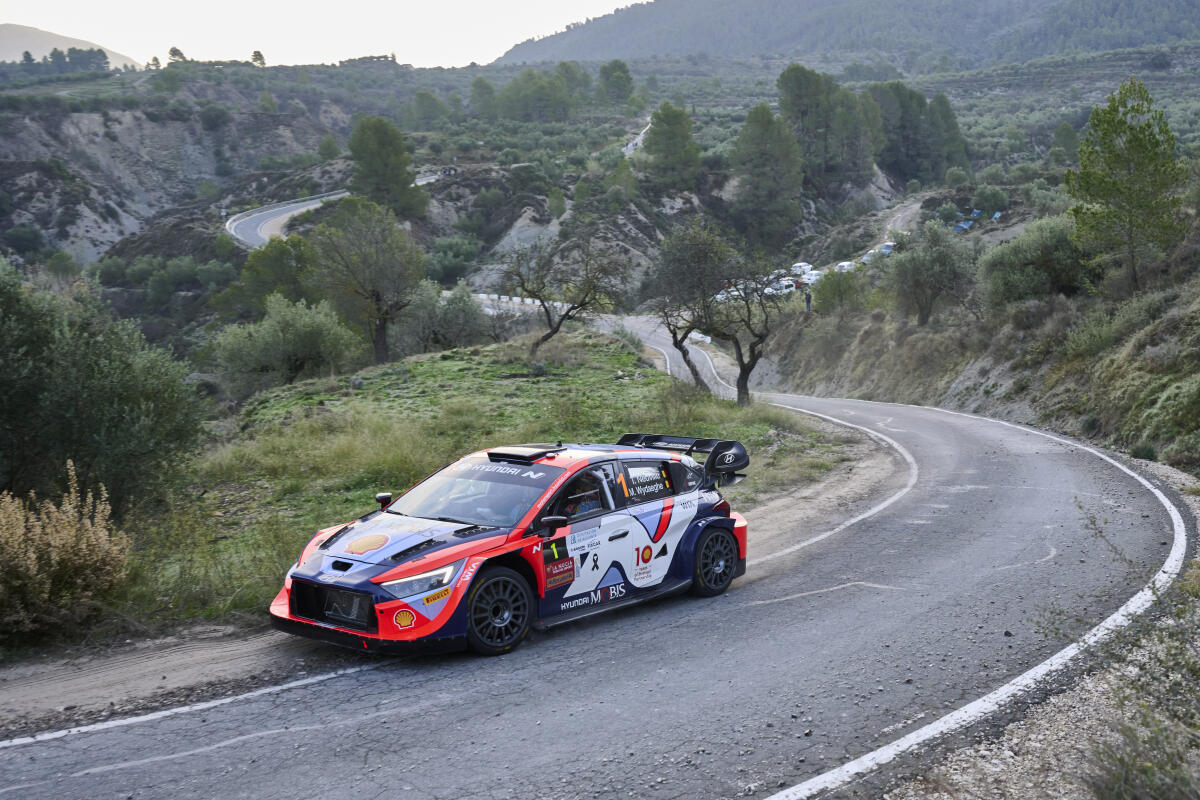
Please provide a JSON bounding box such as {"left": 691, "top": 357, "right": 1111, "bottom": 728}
{"left": 380, "top": 561, "right": 461, "bottom": 599}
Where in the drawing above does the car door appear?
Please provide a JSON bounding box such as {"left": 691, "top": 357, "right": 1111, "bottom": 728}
{"left": 616, "top": 459, "right": 686, "bottom": 589}
{"left": 537, "top": 463, "right": 633, "bottom": 617}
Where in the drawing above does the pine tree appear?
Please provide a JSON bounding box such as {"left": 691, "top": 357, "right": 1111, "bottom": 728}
{"left": 347, "top": 117, "right": 427, "bottom": 220}
{"left": 1065, "top": 77, "right": 1186, "bottom": 291}
{"left": 731, "top": 104, "right": 804, "bottom": 248}
{"left": 643, "top": 102, "right": 700, "bottom": 191}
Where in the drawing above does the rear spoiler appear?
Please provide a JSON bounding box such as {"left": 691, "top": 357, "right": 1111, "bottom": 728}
{"left": 615, "top": 433, "right": 749, "bottom": 487}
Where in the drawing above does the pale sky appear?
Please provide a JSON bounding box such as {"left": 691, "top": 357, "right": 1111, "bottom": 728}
{"left": 6, "top": 1, "right": 634, "bottom": 67}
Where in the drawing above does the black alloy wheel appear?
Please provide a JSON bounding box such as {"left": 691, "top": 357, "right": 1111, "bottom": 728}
{"left": 465, "top": 566, "right": 533, "bottom": 655}
{"left": 691, "top": 527, "right": 738, "bottom": 597}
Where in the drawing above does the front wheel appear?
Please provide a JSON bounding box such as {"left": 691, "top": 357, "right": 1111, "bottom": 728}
{"left": 691, "top": 527, "right": 738, "bottom": 597}
{"left": 465, "top": 566, "right": 533, "bottom": 656}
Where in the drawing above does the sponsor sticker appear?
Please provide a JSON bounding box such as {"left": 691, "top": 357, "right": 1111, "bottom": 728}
{"left": 544, "top": 558, "right": 575, "bottom": 589}
{"left": 423, "top": 587, "right": 452, "bottom": 605}
{"left": 566, "top": 527, "right": 602, "bottom": 556}
{"left": 394, "top": 609, "right": 416, "bottom": 629}
{"left": 345, "top": 533, "right": 389, "bottom": 555}
{"left": 457, "top": 560, "right": 481, "bottom": 586}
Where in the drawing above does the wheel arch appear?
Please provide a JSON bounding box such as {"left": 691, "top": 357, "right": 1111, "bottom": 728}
{"left": 670, "top": 516, "right": 736, "bottom": 581}
{"left": 481, "top": 551, "right": 539, "bottom": 598}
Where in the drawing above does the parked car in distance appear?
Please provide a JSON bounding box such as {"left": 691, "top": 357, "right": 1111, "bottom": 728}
{"left": 860, "top": 250, "right": 878, "bottom": 264}
{"left": 834, "top": 261, "right": 856, "bottom": 273}
{"left": 879, "top": 242, "right": 896, "bottom": 255}
{"left": 789, "top": 262, "right": 813, "bottom": 275}
{"left": 798, "top": 269, "right": 824, "bottom": 285}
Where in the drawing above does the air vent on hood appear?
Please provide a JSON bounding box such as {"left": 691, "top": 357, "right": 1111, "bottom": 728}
{"left": 391, "top": 538, "right": 442, "bottom": 562}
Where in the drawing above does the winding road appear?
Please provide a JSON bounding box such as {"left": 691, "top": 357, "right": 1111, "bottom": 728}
{"left": 0, "top": 310, "right": 1188, "bottom": 799}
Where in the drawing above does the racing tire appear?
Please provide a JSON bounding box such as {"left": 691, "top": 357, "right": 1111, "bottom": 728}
{"left": 691, "top": 527, "right": 738, "bottom": 597}
{"left": 465, "top": 566, "right": 533, "bottom": 656}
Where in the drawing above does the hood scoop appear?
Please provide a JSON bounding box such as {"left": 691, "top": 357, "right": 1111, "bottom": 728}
{"left": 391, "top": 537, "right": 441, "bottom": 562}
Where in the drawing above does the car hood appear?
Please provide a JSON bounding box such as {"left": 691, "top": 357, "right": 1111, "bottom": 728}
{"left": 318, "top": 512, "right": 507, "bottom": 567}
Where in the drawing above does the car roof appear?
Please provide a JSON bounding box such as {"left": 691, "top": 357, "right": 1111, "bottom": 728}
{"left": 472, "top": 442, "right": 685, "bottom": 470}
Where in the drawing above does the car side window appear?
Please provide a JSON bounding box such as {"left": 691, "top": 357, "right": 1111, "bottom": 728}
{"left": 550, "top": 468, "right": 613, "bottom": 520}
{"left": 667, "top": 461, "right": 704, "bottom": 494}
{"left": 622, "top": 460, "right": 674, "bottom": 504}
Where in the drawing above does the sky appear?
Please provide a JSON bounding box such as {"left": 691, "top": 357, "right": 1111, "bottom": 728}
{"left": 5, "top": 1, "right": 634, "bottom": 67}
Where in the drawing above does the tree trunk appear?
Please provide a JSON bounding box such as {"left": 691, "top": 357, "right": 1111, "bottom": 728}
{"left": 736, "top": 370, "right": 752, "bottom": 407}
{"left": 372, "top": 320, "right": 389, "bottom": 364}
{"left": 678, "top": 343, "right": 710, "bottom": 392}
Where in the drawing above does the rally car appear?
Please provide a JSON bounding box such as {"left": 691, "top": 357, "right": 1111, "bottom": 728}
{"left": 270, "top": 433, "right": 750, "bottom": 655}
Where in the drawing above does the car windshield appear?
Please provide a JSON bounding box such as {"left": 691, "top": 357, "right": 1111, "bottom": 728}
{"left": 387, "top": 458, "right": 565, "bottom": 528}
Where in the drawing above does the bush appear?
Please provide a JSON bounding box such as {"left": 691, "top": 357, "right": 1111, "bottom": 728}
{"left": 936, "top": 202, "right": 960, "bottom": 224}
{"left": 214, "top": 293, "right": 365, "bottom": 398}
{"left": 0, "top": 463, "right": 129, "bottom": 640}
{"left": 199, "top": 104, "right": 231, "bottom": 131}
{"left": 970, "top": 184, "right": 1008, "bottom": 215}
{"left": 979, "top": 216, "right": 1093, "bottom": 307}
{"left": 944, "top": 166, "right": 970, "bottom": 187}
{"left": 0, "top": 262, "right": 203, "bottom": 511}
{"left": 428, "top": 235, "right": 481, "bottom": 285}
{"left": 4, "top": 224, "right": 44, "bottom": 256}
{"left": 977, "top": 164, "right": 1006, "bottom": 185}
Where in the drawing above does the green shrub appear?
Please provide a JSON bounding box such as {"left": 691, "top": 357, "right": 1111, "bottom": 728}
{"left": 1129, "top": 440, "right": 1157, "bottom": 460}
{"left": 944, "top": 166, "right": 970, "bottom": 187}
{"left": 979, "top": 216, "right": 1093, "bottom": 307}
{"left": 977, "top": 164, "right": 1006, "bottom": 184}
{"left": 0, "top": 262, "right": 203, "bottom": 511}
{"left": 199, "top": 104, "right": 231, "bottom": 131}
{"left": 0, "top": 463, "right": 129, "bottom": 640}
{"left": 214, "top": 293, "right": 365, "bottom": 398}
{"left": 970, "top": 184, "right": 1008, "bottom": 215}
{"left": 936, "top": 202, "right": 960, "bottom": 224}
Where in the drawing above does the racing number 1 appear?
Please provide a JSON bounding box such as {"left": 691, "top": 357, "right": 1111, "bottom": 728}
{"left": 616, "top": 472, "right": 630, "bottom": 498}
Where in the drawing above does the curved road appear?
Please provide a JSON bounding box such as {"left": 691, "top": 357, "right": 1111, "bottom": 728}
{"left": 225, "top": 175, "right": 438, "bottom": 249}
{"left": 0, "top": 313, "right": 1187, "bottom": 798}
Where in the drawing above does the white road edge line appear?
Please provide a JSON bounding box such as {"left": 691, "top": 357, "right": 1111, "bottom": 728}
{"left": 647, "top": 328, "right": 1189, "bottom": 798}
{"left": 747, "top": 581, "right": 904, "bottom": 607}
{"left": 0, "top": 662, "right": 386, "bottom": 751}
{"left": 763, "top": 407, "right": 1189, "bottom": 800}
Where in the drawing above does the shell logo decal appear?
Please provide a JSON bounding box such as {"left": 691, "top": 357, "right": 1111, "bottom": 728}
{"left": 345, "top": 534, "right": 389, "bottom": 555}
{"left": 394, "top": 609, "right": 415, "bottom": 629}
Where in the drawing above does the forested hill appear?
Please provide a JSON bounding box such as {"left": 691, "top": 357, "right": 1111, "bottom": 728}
{"left": 497, "top": 0, "right": 1200, "bottom": 70}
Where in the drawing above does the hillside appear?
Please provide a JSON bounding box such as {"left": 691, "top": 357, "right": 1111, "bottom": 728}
{"left": 0, "top": 24, "right": 140, "bottom": 70}
{"left": 497, "top": 0, "right": 1200, "bottom": 70}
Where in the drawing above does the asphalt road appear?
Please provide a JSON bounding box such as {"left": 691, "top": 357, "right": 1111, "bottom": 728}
{"left": 224, "top": 175, "right": 437, "bottom": 249}
{"left": 0, "top": 320, "right": 1185, "bottom": 800}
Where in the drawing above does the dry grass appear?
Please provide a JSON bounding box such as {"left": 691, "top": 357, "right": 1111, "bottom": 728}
{"left": 0, "top": 463, "right": 129, "bottom": 640}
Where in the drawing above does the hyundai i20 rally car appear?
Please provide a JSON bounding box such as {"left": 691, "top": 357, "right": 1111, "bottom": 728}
{"left": 270, "top": 434, "right": 750, "bottom": 655}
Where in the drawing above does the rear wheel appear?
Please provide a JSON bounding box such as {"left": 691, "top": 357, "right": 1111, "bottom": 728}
{"left": 691, "top": 527, "right": 738, "bottom": 597}
{"left": 465, "top": 566, "right": 533, "bottom": 656}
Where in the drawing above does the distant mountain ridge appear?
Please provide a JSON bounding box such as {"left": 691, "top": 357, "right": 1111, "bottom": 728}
{"left": 0, "top": 24, "right": 141, "bottom": 69}
{"left": 496, "top": 0, "right": 1200, "bottom": 69}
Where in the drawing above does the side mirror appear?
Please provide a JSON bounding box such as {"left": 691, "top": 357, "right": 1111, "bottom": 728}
{"left": 538, "top": 515, "right": 568, "bottom": 537}
{"left": 375, "top": 492, "right": 393, "bottom": 510}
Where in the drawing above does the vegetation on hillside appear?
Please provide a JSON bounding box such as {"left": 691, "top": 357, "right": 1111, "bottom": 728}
{"left": 497, "top": 0, "right": 1200, "bottom": 71}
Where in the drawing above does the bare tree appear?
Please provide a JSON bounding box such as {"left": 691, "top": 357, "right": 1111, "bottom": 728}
{"left": 501, "top": 237, "right": 629, "bottom": 359}
{"left": 699, "top": 266, "right": 784, "bottom": 406}
{"left": 648, "top": 222, "right": 784, "bottom": 405}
